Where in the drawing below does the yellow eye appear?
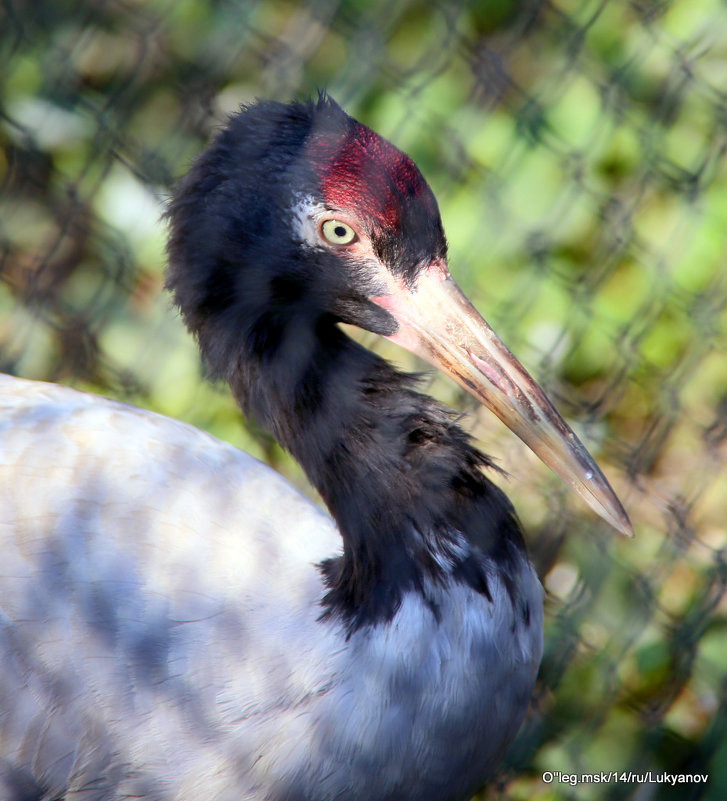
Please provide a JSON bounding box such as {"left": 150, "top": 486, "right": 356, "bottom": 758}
{"left": 320, "top": 219, "right": 357, "bottom": 246}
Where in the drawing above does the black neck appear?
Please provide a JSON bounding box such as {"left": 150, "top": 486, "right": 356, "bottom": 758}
{"left": 163, "top": 97, "right": 531, "bottom": 631}
{"left": 228, "top": 313, "right": 528, "bottom": 630}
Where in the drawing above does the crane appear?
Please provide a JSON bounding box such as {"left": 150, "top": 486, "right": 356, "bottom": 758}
{"left": 0, "top": 95, "right": 631, "bottom": 801}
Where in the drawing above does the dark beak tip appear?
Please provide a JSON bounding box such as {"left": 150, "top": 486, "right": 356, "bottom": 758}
{"left": 614, "top": 509, "right": 635, "bottom": 538}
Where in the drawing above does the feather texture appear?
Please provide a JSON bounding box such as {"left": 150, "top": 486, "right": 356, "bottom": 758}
{"left": 0, "top": 376, "right": 541, "bottom": 801}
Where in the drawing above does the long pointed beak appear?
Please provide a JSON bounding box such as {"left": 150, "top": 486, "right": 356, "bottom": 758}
{"left": 372, "top": 260, "right": 633, "bottom": 536}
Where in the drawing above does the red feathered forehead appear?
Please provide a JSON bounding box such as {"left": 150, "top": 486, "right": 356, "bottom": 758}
{"left": 309, "top": 121, "right": 435, "bottom": 229}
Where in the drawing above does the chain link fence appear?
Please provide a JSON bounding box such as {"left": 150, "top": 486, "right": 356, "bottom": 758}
{"left": 1, "top": 0, "right": 726, "bottom": 798}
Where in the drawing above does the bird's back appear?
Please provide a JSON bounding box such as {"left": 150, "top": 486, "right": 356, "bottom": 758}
{"left": 0, "top": 375, "right": 542, "bottom": 801}
{"left": 0, "top": 375, "right": 340, "bottom": 799}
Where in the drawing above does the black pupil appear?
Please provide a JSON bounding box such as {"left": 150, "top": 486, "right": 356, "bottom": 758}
{"left": 334, "top": 225, "right": 347, "bottom": 238}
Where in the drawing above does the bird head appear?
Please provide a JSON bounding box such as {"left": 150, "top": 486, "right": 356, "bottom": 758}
{"left": 166, "top": 94, "right": 632, "bottom": 536}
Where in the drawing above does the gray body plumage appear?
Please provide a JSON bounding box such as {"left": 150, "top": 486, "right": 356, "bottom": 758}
{"left": 0, "top": 375, "right": 542, "bottom": 801}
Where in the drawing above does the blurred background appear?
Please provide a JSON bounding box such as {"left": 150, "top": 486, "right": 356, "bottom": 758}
{"left": 1, "top": 0, "right": 726, "bottom": 798}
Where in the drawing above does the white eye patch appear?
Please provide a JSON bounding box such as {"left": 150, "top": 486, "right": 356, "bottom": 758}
{"left": 290, "top": 195, "right": 330, "bottom": 248}
{"left": 291, "top": 195, "right": 360, "bottom": 250}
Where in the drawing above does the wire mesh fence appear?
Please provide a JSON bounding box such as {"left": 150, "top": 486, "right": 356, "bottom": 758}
{"left": 1, "top": 0, "right": 726, "bottom": 798}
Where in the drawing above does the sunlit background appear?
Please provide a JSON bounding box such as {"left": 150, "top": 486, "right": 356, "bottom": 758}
{"left": 1, "top": 0, "right": 726, "bottom": 798}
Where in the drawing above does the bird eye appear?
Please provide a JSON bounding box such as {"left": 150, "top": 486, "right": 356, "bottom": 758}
{"left": 320, "top": 219, "right": 357, "bottom": 246}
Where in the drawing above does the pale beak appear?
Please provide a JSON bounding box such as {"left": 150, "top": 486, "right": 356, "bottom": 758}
{"left": 372, "top": 260, "right": 633, "bottom": 537}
